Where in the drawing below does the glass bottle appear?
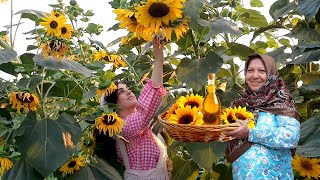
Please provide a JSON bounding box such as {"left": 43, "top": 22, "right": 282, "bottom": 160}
{"left": 202, "top": 73, "right": 221, "bottom": 125}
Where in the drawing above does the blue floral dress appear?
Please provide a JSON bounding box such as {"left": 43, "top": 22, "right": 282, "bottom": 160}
{"left": 232, "top": 112, "right": 300, "bottom": 180}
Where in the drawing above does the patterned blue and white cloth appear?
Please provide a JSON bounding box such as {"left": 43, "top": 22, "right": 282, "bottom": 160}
{"left": 232, "top": 112, "right": 300, "bottom": 180}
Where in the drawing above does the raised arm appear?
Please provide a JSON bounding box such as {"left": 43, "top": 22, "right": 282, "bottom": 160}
{"left": 151, "top": 35, "right": 164, "bottom": 88}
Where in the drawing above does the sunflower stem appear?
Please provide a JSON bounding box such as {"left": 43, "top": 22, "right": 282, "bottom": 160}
{"left": 187, "top": 30, "right": 199, "bottom": 59}
{"left": 10, "top": 0, "right": 13, "bottom": 47}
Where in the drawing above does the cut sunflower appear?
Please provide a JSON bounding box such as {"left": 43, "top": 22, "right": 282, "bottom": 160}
{"left": 221, "top": 107, "right": 236, "bottom": 124}
{"left": 232, "top": 106, "right": 254, "bottom": 120}
{"left": 40, "top": 12, "right": 67, "bottom": 37}
{"left": 165, "top": 102, "right": 179, "bottom": 120}
{"left": 135, "top": 0, "right": 184, "bottom": 30}
{"left": 0, "top": 157, "right": 13, "bottom": 175}
{"left": 9, "top": 92, "right": 40, "bottom": 113}
{"left": 95, "top": 113, "right": 125, "bottom": 137}
{"left": 292, "top": 155, "right": 320, "bottom": 179}
{"left": 168, "top": 106, "right": 203, "bottom": 125}
{"left": 59, "top": 156, "right": 85, "bottom": 175}
{"left": 176, "top": 94, "right": 204, "bottom": 111}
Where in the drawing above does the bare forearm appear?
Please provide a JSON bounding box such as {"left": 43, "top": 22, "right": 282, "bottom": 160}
{"left": 151, "top": 59, "right": 163, "bottom": 87}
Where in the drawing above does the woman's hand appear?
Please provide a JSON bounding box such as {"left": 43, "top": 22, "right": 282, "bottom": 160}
{"left": 225, "top": 120, "right": 249, "bottom": 139}
{"left": 152, "top": 35, "right": 164, "bottom": 62}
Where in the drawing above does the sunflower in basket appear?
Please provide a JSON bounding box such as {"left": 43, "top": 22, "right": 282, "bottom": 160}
{"left": 221, "top": 106, "right": 255, "bottom": 129}
{"left": 168, "top": 105, "right": 203, "bottom": 125}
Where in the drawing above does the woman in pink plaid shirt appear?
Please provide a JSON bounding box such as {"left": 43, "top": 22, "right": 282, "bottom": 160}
{"left": 101, "top": 35, "right": 169, "bottom": 179}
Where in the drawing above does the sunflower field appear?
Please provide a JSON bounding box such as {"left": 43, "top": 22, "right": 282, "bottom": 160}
{"left": 0, "top": 0, "right": 320, "bottom": 179}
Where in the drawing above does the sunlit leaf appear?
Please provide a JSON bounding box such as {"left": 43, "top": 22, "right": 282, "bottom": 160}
{"left": 250, "top": 0, "right": 263, "bottom": 7}
{"left": 0, "top": 50, "right": 17, "bottom": 64}
{"left": 15, "top": 112, "right": 82, "bottom": 177}
{"left": 176, "top": 52, "right": 224, "bottom": 91}
{"left": 235, "top": 7, "right": 268, "bottom": 27}
{"left": 185, "top": 142, "right": 226, "bottom": 171}
{"left": 171, "top": 156, "right": 199, "bottom": 180}
{"left": 66, "top": 158, "right": 122, "bottom": 180}
{"left": 33, "top": 54, "right": 93, "bottom": 77}
{"left": 226, "top": 43, "right": 255, "bottom": 60}
{"left": 297, "top": 0, "right": 320, "bottom": 22}
{"left": 2, "top": 158, "right": 43, "bottom": 180}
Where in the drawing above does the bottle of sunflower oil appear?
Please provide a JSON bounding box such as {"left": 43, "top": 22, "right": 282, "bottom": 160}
{"left": 202, "top": 73, "right": 221, "bottom": 125}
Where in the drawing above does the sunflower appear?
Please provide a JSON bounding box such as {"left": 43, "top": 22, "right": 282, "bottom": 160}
{"left": 9, "top": 92, "right": 40, "bottom": 113}
{"left": 50, "top": 10, "right": 67, "bottom": 21}
{"left": 247, "top": 120, "right": 255, "bottom": 129}
{"left": 108, "top": 54, "right": 126, "bottom": 68}
{"left": 292, "top": 155, "right": 320, "bottom": 179}
{"left": 221, "top": 107, "right": 236, "bottom": 124}
{"left": 165, "top": 103, "right": 179, "bottom": 120}
{"left": 93, "top": 49, "right": 108, "bottom": 61}
{"left": 95, "top": 113, "right": 125, "bottom": 137}
{"left": 176, "top": 94, "right": 204, "bottom": 111}
{"left": 0, "top": 157, "right": 13, "bottom": 175}
{"left": 59, "top": 156, "right": 85, "bottom": 175}
{"left": 162, "top": 19, "right": 189, "bottom": 41}
{"left": 41, "top": 39, "right": 69, "bottom": 59}
{"left": 1, "top": 35, "right": 9, "bottom": 42}
{"left": 80, "top": 132, "right": 96, "bottom": 155}
{"left": 135, "top": 0, "right": 184, "bottom": 30}
{"left": 59, "top": 24, "right": 73, "bottom": 40}
{"left": 232, "top": 106, "right": 254, "bottom": 120}
{"left": 40, "top": 13, "right": 67, "bottom": 37}
{"left": 168, "top": 106, "right": 203, "bottom": 125}
{"left": 96, "top": 81, "right": 117, "bottom": 97}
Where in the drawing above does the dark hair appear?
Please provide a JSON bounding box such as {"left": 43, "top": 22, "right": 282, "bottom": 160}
{"left": 103, "top": 80, "right": 126, "bottom": 105}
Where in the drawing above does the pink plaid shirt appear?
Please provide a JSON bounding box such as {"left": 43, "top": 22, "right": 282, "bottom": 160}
{"left": 116, "top": 79, "right": 166, "bottom": 170}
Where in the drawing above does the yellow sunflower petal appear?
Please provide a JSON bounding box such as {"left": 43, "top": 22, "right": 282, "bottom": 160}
{"left": 292, "top": 155, "right": 320, "bottom": 179}
{"left": 95, "top": 113, "right": 125, "bottom": 137}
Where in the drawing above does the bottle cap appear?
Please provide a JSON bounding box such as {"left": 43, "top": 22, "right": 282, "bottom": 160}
{"left": 208, "top": 73, "right": 215, "bottom": 80}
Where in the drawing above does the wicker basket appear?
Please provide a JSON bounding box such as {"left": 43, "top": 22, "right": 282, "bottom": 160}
{"left": 158, "top": 113, "right": 241, "bottom": 143}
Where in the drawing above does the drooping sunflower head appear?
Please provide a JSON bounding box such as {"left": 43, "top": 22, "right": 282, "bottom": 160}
{"left": 40, "top": 39, "right": 69, "bottom": 59}
{"left": 93, "top": 49, "right": 108, "bottom": 61}
{"left": 292, "top": 155, "right": 320, "bottom": 179}
{"left": 59, "top": 156, "right": 85, "bottom": 175}
{"left": 9, "top": 92, "right": 40, "bottom": 113}
{"left": 96, "top": 81, "right": 118, "bottom": 97}
{"left": 40, "top": 12, "right": 67, "bottom": 37}
{"left": 232, "top": 106, "right": 254, "bottom": 121}
{"left": 168, "top": 106, "right": 203, "bottom": 125}
{"left": 164, "top": 102, "right": 179, "bottom": 120}
{"left": 162, "top": 18, "right": 189, "bottom": 41}
{"left": 59, "top": 24, "right": 73, "bottom": 40}
{"left": 95, "top": 113, "right": 125, "bottom": 137}
{"left": 176, "top": 94, "right": 204, "bottom": 110}
{"left": 107, "top": 54, "right": 126, "bottom": 68}
{"left": 135, "top": 0, "right": 184, "bottom": 30}
{"left": 0, "top": 157, "right": 13, "bottom": 175}
{"left": 221, "top": 107, "right": 236, "bottom": 124}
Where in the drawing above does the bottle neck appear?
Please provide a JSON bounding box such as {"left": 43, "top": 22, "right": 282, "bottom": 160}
{"left": 207, "top": 80, "right": 216, "bottom": 93}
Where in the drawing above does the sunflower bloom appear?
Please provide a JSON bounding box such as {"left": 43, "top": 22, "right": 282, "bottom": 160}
{"left": 292, "top": 155, "right": 320, "bottom": 179}
{"left": 0, "top": 157, "right": 13, "bottom": 175}
{"left": 169, "top": 106, "right": 203, "bottom": 125}
{"left": 9, "top": 92, "right": 40, "bottom": 113}
{"left": 95, "top": 113, "right": 125, "bottom": 137}
{"left": 59, "top": 24, "right": 73, "bottom": 40}
{"left": 40, "top": 13, "right": 67, "bottom": 37}
{"left": 135, "top": 0, "right": 184, "bottom": 30}
{"left": 41, "top": 40, "right": 69, "bottom": 59}
{"left": 108, "top": 54, "right": 126, "bottom": 68}
{"left": 232, "top": 106, "right": 254, "bottom": 120}
{"left": 247, "top": 120, "right": 255, "bottom": 129}
{"left": 221, "top": 107, "right": 236, "bottom": 124}
{"left": 93, "top": 50, "right": 108, "bottom": 61}
{"left": 59, "top": 156, "right": 85, "bottom": 175}
{"left": 165, "top": 103, "right": 179, "bottom": 120}
{"left": 176, "top": 94, "right": 204, "bottom": 111}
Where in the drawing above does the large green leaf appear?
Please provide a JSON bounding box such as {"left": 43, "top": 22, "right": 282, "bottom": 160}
{"left": 0, "top": 49, "right": 17, "bottom": 64}
{"left": 287, "top": 22, "right": 320, "bottom": 41}
{"left": 226, "top": 43, "right": 255, "bottom": 60}
{"left": 43, "top": 80, "right": 83, "bottom": 102}
{"left": 171, "top": 156, "right": 199, "bottom": 180}
{"left": 297, "top": 0, "right": 320, "bottom": 22}
{"left": 17, "top": 75, "right": 43, "bottom": 90}
{"left": 288, "top": 49, "right": 320, "bottom": 64}
{"left": 66, "top": 158, "right": 122, "bottom": 180}
{"left": 183, "top": 0, "right": 206, "bottom": 31}
{"left": 176, "top": 52, "right": 224, "bottom": 91}
{"left": 198, "top": 18, "right": 241, "bottom": 42}
{"left": 269, "top": 0, "right": 296, "bottom": 20}
{"left": 33, "top": 54, "right": 93, "bottom": 77}
{"left": 235, "top": 7, "right": 268, "bottom": 27}
{"left": 2, "top": 158, "right": 43, "bottom": 180}
{"left": 185, "top": 142, "right": 226, "bottom": 170}
{"left": 296, "top": 113, "right": 320, "bottom": 157}
{"left": 302, "top": 79, "right": 320, "bottom": 91}
{"left": 15, "top": 112, "right": 82, "bottom": 177}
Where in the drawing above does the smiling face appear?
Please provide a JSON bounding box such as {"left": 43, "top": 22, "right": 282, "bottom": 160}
{"left": 116, "top": 83, "right": 137, "bottom": 110}
{"left": 245, "top": 58, "right": 267, "bottom": 92}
